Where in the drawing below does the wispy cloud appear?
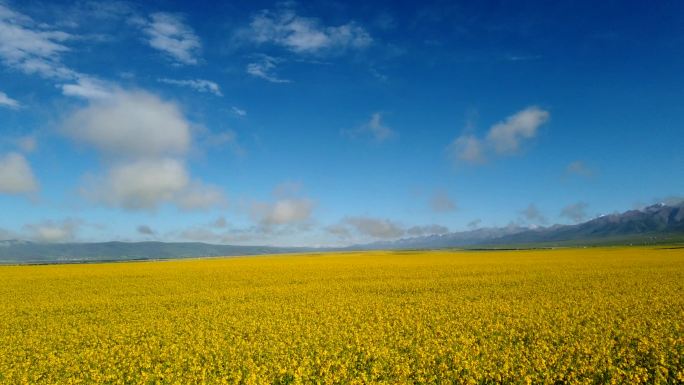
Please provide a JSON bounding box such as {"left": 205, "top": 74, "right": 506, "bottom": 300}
{"left": 244, "top": 7, "right": 372, "bottom": 54}
{"left": 246, "top": 55, "right": 291, "bottom": 83}
{"left": 449, "top": 106, "right": 550, "bottom": 165}
{"left": 61, "top": 76, "right": 116, "bottom": 99}
{"left": 0, "top": 91, "right": 20, "bottom": 108}
{"left": 158, "top": 78, "right": 222, "bottom": 96}
{"left": 0, "top": 2, "right": 75, "bottom": 79}
{"left": 138, "top": 12, "right": 201, "bottom": 65}
{"left": 231, "top": 106, "right": 247, "bottom": 117}
{"left": 346, "top": 112, "right": 395, "bottom": 142}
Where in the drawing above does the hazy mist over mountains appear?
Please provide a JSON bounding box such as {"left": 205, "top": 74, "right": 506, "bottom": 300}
{"left": 2, "top": 201, "right": 682, "bottom": 264}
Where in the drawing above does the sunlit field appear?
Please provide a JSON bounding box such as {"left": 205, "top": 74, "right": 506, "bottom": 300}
{"left": 1, "top": 247, "right": 683, "bottom": 384}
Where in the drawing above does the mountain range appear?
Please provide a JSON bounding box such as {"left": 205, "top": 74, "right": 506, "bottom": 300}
{"left": 360, "top": 202, "right": 684, "bottom": 249}
{"left": 1, "top": 202, "right": 682, "bottom": 264}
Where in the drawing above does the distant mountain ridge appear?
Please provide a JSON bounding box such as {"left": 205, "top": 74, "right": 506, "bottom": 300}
{"left": 1, "top": 202, "right": 683, "bottom": 264}
{"left": 0, "top": 241, "right": 310, "bottom": 264}
{"left": 354, "top": 202, "right": 684, "bottom": 249}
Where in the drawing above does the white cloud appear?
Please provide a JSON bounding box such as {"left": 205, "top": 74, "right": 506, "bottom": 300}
{"left": 251, "top": 198, "right": 314, "bottom": 226}
{"left": 406, "top": 224, "right": 449, "bottom": 236}
{"left": 246, "top": 8, "right": 372, "bottom": 54}
{"left": 81, "top": 158, "right": 226, "bottom": 212}
{"left": 447, "top": 134, "right": 484, "bottom": 164}
{"left": 231, "top": 106, "right": 247, "bottom": 117}
{"left": 61, "top": 76, "right": 116, "bottom": 99}
{"left": 63, "top": 90, "right": 191, "bottom": 158}
{"left": 486, "top": 106, "right": 549, "bottom": 154}
{"left": 347, "top": 112, "right": 395, "bottom": 142}
{"left": 23, "top": 219, "right": 80, "bottom": 243}
{"left": 86, "top": 158, "right": 189, "bottom": 210}
{"left": 341, "top": 216, "right": 405, "bottom": 239}
{"left": 140, "top": 12, "right": 201, "bottom": 65}
{"left": 246, "top": 55, "right": 291, "bottom": 83}
{"left": 430, "top": 190, "right": 456, "bottom": 213}
{"left": 0, "top": 91, "right": 20, "bottom": 108}
{"left": 63, "top": 89, "right": 227, "bottom": 211}
{"left": 560, "top": 202, "right": 589, "bottom": 223}
{"left": 448, "top": 106, "right": 550, "bottom": 166}
{"left": 0, "top": 152, "right": 38, "bottom": 194}
{"left": 0, "top": 3, "right": 75, "bottom": 79}
{"left": 158, "top": 78, "right": 222, "bottom": 96}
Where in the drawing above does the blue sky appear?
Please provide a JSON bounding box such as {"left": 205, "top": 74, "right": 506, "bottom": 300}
{"left": 0, "top": 0, "right": 682, "bottom": 246}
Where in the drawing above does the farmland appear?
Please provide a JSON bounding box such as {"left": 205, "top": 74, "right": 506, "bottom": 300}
{"left": 1, "top": 247, "right": 683, "bottom": 384}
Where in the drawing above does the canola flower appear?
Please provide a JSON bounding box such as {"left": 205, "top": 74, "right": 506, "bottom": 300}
{"left": 0, "top": 247, "right": 682, "bottom": 384}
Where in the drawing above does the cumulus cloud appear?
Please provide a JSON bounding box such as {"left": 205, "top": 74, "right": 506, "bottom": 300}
{"left": 430, "top": 190, "right": 456, "bottom": 213}
{"left": 0, "top": 3, "right": 75, "bottom": 79}
{"left": 245, "top": 8, "right": 372, "bottom": 54}
{"left": 340, "top": 217, "right": 404, "bottom": 239}
{"left": 448, "top": 106, "right": 550, "bottom": 165}
{"left": 520, "top": 204, "right": 547, "bottom": 225}
{"left": 137, "top": 224, "right": 155, "bottom": 235}
{"left": 158, "top": 78, "right": 222, "bottom": 96}
{"left": 63, "top": 89, "right": 226, "bottom": 211}
{"left": 560, "top": 202, "right": 589, "bottom": 223}
{"left": 346, "top": 112, "right": 395, "bottom": 142}
{"left": 246, "top": 55, "right": 291, "bottom": 83}
{"left": 63, "top": 90, "right": 191, "bottom": 158}
{"left": 139, "top": 12, "right": 201, "bottom": 65}
{"left": 447, "top": 134, "right": 484, "bottom": 164}
{"left": 566, "top": 160, "right": 594, "bottom": 178}
{"left": 0, "top": 152, "right": 38, "bottom": 194}
{"left": 23, "top": 219, "right": 81, "bottom": 243}
{"left": 81, "top": 158, "right": 225, "bottom": 211}
{"left": 486, "top": 106, "right": 549, "bottom": 154}
{"left": 0, "top": 91, "right": 20, "bottom": 108}
{"left": 251, "top": 198, "right": 314, "bottom": 227}
{"left": 85, "top": 158, "right": 188, "bottom": 210}
{"left": 406, "top": 224, "right": 449, "bottom": 236}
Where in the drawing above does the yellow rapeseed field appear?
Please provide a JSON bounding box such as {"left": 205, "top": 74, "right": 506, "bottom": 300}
{"left": 0, "top": 247, "right": 682, "bottom": 384}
